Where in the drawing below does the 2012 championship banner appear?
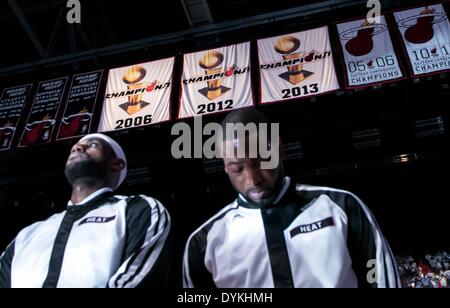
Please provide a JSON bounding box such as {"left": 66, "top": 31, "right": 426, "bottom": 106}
{"left": 179, "top": 42, "right": 253, "bottom": 119}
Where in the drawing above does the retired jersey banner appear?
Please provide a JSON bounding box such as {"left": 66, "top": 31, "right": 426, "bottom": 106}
{"left": 0, "top": 84, "right": 32, "bottom": 151}
{"left": 98, "top": 57, "right": 174, "bottom": 132}
{"left": 57, "top": 70, "right": 103, "bottom": 140}
{"left": 337, "top": 16, "right": 404, "bottom": 88}
{"left": 394, "top": 4, "right": 450, "bottom": 77}
{"left": 19, "top": 77, "right": 68, "bottom": 147}
{"left": 178, "top": 42, "right": 253, "bottom": 119}
{"left": 258, "top": 26, "right": 339, "bottom": 104}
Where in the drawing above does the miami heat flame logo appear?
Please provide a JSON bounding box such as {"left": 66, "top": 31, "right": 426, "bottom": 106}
{"left": 22, "top": 114, "right": 55, "bottom": 146}
{"left": 340, "top": 20, "right": 388, "bottom": 57}
{"left": 398, "top": 7, "right": 448, "bottom": 45}
{"left": 59, "top": 107, "right": 92, "bottom": 139}
{"left": 0, "top": 120, "right": 15, "bottom": 148}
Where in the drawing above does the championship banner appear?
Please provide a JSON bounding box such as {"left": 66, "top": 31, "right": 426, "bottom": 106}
{"left": 258, "top": 26, "right": 339, "bottom": 104}
{"left": 394, "top": 4, "right": 450, "bottom": 77}
{"left": 337, "top": 16, "right": 404, "bottom": 88}
{"left": 57, "top": 70, "right": 103, "bottom": 140}
{"left": 0, "top": 84, "right": 32, "bottom": 151}
{"left": 98, "top": 57, "right": 174, "bottom": 132}
{"left": 178, "top": 42, "right": 253, "bottom": 119}
{"left": 19, "top": 77, "right": 68, "bottom": 147}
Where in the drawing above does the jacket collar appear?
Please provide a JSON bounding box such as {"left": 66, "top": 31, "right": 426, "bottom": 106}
{"left": 67, "top": 187, "right": 113, "bottom": 207}
{"left": 237, "top": 176, "right": 294, "bottom": 209}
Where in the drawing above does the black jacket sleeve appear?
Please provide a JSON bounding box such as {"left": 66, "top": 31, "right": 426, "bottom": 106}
{"left": 0, "top": 241, "right": 15, "bottom": 288}
{"left": 343, "top": 193, "right": 401, "bottom": 288}
{"left": 183, "top": 230, "right": 216, "bottom": 288}
{"left": 108, "top": 195, "right": 171, "bottom": 288}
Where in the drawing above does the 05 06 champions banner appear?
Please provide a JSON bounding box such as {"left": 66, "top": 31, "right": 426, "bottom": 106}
{"left": 178, "top": 42, "right": 253, "bottom": 119}
{"left": 98, "top": 57, "right": 174, "bottom": 132}
{"left": 394, "top": 4, "right": 450, "bottom": 77}
{"left": 258, "top": 26, "right": 340, "bottom": 104}
{"left": 337, "top": 15, "right": 404, "bottom": 88}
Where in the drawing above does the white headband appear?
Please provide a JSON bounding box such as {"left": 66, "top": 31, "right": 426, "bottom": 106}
{"left": 79, "top": 133, "right": 127, "bottom": 190}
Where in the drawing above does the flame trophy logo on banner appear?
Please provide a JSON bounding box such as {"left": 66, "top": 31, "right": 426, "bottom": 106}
{"left": 0, "top": 84, "right": 32, "bottom": 151}
{"left": 198, "top": 50, "right": 231, "bottom": 100}
{"left": 394, "top": 4, "right": 450, "bottom": 77}
{"left": 337, "top": 15, "right": 404, "bottom": 87}
{"left": 258, "top": 26, "right": 340, "bottom": 104}
{"left": 120, "top": 65, "right": 151, "bottom": 115}
{"left": 274, "top": 35, "right": 314, "bottom": 85}
{"left": 179, "top": 42, "right": 253, "bottom": 119}
{"left": 98, "top": 57, "right": 174, "bottom": 132}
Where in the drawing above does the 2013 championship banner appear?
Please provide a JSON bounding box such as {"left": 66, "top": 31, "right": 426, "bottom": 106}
{"left": 178, "top": 42, "right": 253, "bottom": 119}
{"left": 337, "top": 15, "right": 404, "bottom": 88}
{"left": 394, "top": 4, "right": 450, "bottom": 77}
{"left": 0, "top": 84, "right": 32, "bottom": 151}
{"left": 57, "top": 70, "right": 103, "bottom": 140}
{"left": 258, "top": 26, "right": 340, "bottom": 104}
{"left": 98, "top": 57, "right": 174, "bottom": 132}
{"left": 19, "top": 77, "right": 68, "bottom": 147}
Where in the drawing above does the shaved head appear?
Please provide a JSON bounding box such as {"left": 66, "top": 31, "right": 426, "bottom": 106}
{"left": 220, "top": 108, "right": 283, "bottom": 208}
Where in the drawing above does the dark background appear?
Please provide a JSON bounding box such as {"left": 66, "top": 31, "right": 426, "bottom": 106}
{"left": 0, "top": 0, "right": 449, "bottom": 287}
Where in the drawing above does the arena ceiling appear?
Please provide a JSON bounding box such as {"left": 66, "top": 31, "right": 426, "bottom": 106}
{"left": 0, "top": 0, "right": 424, "bottom": 78}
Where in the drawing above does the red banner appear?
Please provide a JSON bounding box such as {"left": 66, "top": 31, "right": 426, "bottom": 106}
{"left": 57, "top": 70, "right": 103, "bottom": 140}
{"left": 0, "top": 84, "right": 33, "bottom": 151}
{"left": 19, "top": 77, "right": 68, "bottom": 147}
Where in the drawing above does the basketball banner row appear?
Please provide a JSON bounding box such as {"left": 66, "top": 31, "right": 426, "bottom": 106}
{"left": 0, "top": 4, "right": 449, "bottom": 150}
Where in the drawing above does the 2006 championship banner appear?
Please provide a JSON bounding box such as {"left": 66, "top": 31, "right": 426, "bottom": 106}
{"left": 258, "top": 26, "right": 340, "bottom": 104}
{"left": 178, "top": 42, "right": 253, "bottom": 119}
{"left": 98, "top": 57, "right": 174, "bottom": 132}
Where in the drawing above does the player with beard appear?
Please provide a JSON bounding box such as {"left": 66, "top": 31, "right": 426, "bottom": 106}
{"left": 183, "top": 108, "right": 400, "bottom": 288}
{"left": 0, "top": 133, "right": 171, "bottom": 288}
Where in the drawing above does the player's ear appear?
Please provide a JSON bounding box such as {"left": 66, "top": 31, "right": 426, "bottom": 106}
{"left": 224, "top": 161, "right": 230, "bottom": 175}
{"left": 111, "top": 158, "right": 125, "bottom": 172}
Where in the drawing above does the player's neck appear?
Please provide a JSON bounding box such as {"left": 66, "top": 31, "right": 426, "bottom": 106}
{"left": 70, "top": 179, "right": 107, "bottom": 205}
